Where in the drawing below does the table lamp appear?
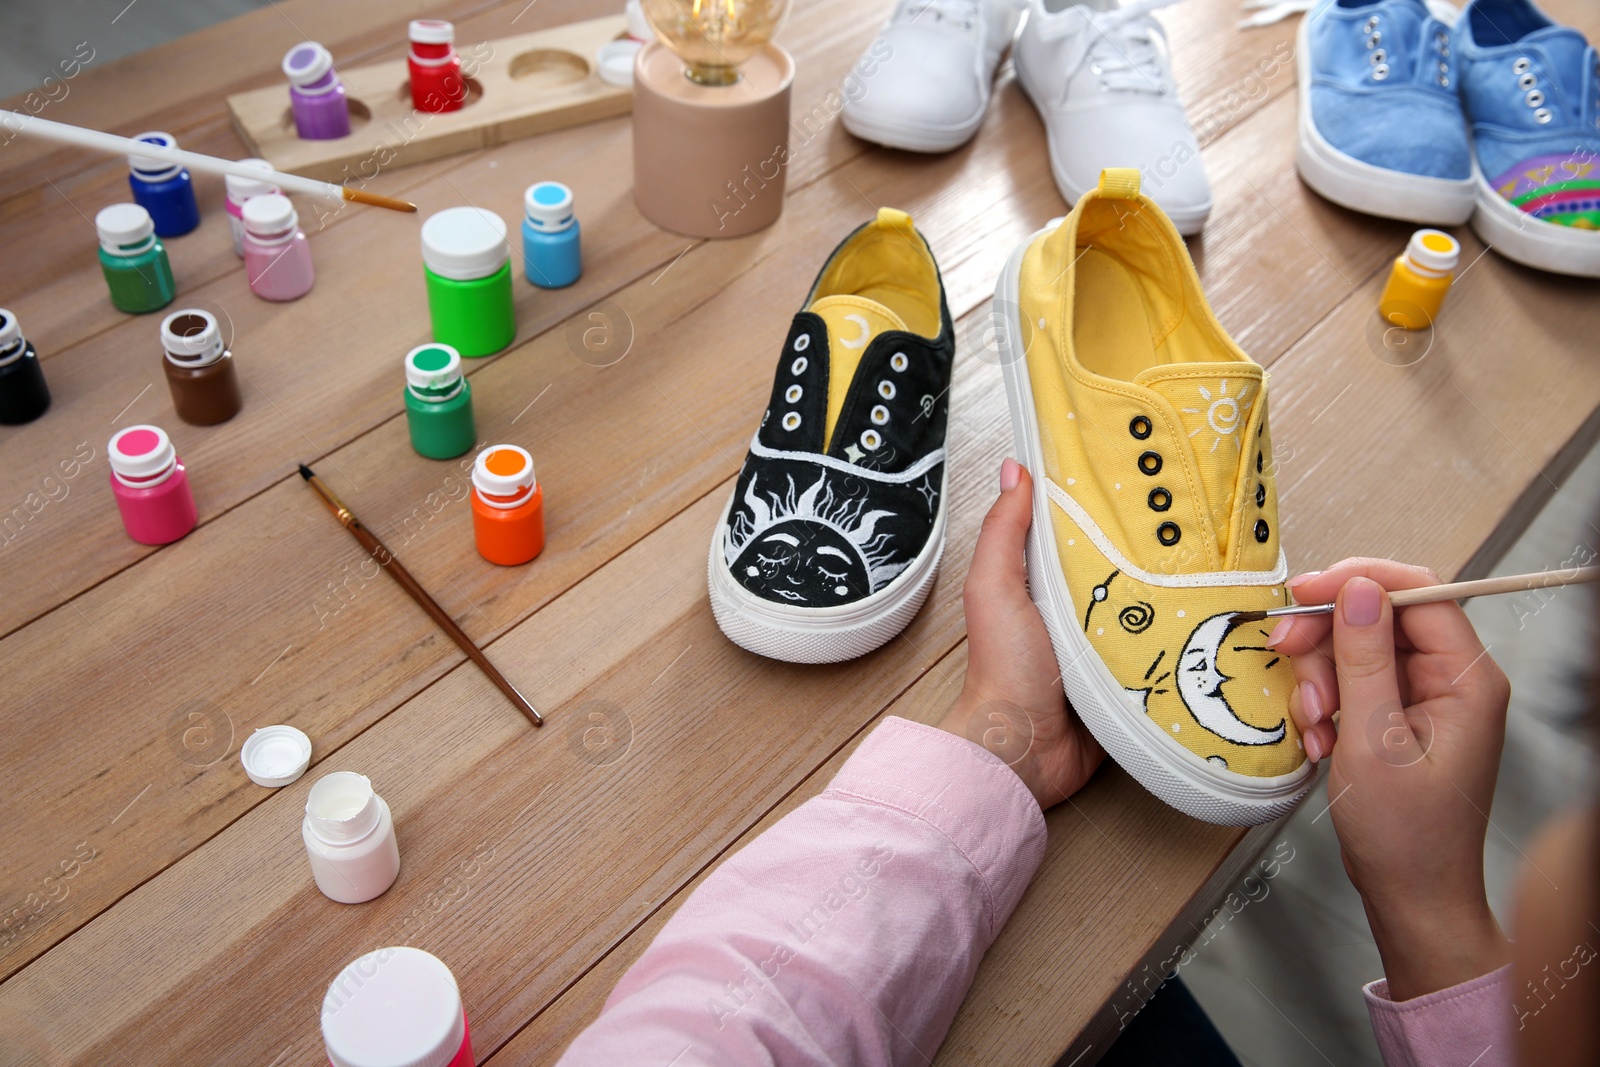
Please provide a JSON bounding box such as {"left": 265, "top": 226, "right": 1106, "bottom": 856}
{"left": 632, "top": 0, "right": 794, "bottom": 238}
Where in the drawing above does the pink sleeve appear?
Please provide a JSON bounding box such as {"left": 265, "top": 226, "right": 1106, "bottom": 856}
{"left": 1364, "top": 964, "right": 1515, "bottom": 1067}
{"left": 556, "top": 716, "right": 1048, "bottom": 1066}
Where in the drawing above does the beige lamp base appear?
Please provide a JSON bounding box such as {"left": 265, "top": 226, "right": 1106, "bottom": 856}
{"left": 631, "top": 41, "right": 795, "bottom": 239}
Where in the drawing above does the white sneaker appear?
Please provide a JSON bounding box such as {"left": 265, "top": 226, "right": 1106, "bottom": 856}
{"left": 841, "top": 0, "right": 1023, "bottom": 153}
{"left": 1014, "top": 0, "right": 1213, "bottom": 234}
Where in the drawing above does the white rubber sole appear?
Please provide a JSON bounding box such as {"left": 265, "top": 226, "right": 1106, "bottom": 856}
{"left": 1469, "top": 168, "right": 1600, "bottom": 278}
{"left": 1293, "top": 11, "right": 1475, "bottom": 226}
{"left": 707, "top": 476, "right": 947, "bottom": 664}
{"left": 993, "top": 228, "right": 1314, "bottom": 826}
{"left": 841, "top": 100, "right": 987, "bottom": 154}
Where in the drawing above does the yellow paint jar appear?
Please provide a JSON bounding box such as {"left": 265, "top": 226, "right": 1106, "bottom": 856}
{"left": 1378, "top": 229, "right": 1461, "bottom": 330}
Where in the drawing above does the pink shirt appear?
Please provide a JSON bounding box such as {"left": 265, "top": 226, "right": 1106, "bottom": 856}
{"left": 557, "top": 717, "right": 1510, "bottom": 1067}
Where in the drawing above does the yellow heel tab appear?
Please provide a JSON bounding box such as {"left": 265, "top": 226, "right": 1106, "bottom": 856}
{"left": 1097, "top": 168, "right": 1141, "bottom": 199}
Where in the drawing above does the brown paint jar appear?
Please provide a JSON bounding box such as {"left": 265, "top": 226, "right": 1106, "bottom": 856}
{"left": 161, "top": 309, "right": 241, "bottom": 425}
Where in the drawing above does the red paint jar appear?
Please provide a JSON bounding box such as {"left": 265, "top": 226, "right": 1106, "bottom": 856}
{"left": 471, "top": 445, "right": 544, "bottom": 566}
{"left": 322, "top": 947, "right": 474, "bottom": 1067}
{"left": 108, "top": 424, "right": 197, "bottom": 545}
{"left": 408, "top": 20, "right": 466, "bottom": 113}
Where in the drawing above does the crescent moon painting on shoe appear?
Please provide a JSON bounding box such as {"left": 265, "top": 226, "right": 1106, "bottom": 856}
{"left": 1176, "top": 612, "right": 1286, "bottom": 747}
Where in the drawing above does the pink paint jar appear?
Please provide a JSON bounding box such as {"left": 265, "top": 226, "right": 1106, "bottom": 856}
{"left": 108, "top": 424, "right": 197, "bottom": 545}
{"left": 242, "top": 193, "right": 315, "bottom": 301}
{"left": 224, "top": 159, "right": 278, "bottom": 258}
{"left": 322, "top": 947, "right": 474, "bottom": 1067}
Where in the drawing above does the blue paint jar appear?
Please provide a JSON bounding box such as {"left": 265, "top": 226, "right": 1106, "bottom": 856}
{"left": 521, "top": 182, "right": 581, "bottom": 289}
{"left": 128, "top": 131, "right": 200, "bottom": 238}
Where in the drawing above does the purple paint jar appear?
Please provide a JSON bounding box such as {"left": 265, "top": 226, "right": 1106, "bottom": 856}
{"left": 283, "top": 42, "right": 351, "bottom": 141}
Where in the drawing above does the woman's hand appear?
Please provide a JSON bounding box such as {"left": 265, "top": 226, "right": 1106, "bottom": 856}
{"left": 1269, "top": 558, "right": 1512, "bottom": 1000}
{"left": 939, "top": 459, "right": 1104, "bottom": 810}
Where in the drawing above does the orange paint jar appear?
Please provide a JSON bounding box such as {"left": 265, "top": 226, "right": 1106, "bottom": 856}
{"left": 471, "top": 444, "right": 544, "bottom": 565}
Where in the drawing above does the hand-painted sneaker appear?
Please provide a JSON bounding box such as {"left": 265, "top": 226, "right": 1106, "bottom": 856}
{"left": 1296, "top": 0, "right": 1475, "bottom": 224}
{"left": 994, "top": 169, "right": 1313, "bottom": 825}
{"left": 1455, "top": 0, "right": 1600, "bottom": 277}
{"left": 708, "top": 208, "right": 954, "bottom": 664}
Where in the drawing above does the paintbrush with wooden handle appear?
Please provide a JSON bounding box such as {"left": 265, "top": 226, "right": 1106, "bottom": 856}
{"left": 1235, "top": 566, "right": 1600, "bottom": 622}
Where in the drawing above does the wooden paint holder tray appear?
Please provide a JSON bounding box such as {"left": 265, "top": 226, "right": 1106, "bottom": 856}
{"left": 226, "top": 15, "right": 633, "bottom": 182}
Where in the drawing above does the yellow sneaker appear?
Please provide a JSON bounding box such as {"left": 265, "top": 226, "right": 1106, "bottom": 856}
{"left": 995, "top": 168, "right": 1313, "bottom": 825}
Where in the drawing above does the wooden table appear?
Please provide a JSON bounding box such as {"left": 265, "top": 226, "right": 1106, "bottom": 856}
{"left": 2, "top": 0, "right": 1597, "bottom": 1062}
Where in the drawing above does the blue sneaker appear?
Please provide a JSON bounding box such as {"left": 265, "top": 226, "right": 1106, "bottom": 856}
{"left": 1455, "top": 0, "right": 1600, "bottom": 276}
{"left": 1297, "top": 0, "right": 1476, "bottom": 223}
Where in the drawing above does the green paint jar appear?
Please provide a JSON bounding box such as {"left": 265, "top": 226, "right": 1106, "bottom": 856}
{"left": 420, "top": 207, "right": 516, "bottom": 358}
{"left": 403, "top": 343, "right": 476, "bottom": 459}
{"left": 96, "top": 203, "right": 176, "bottom": 314}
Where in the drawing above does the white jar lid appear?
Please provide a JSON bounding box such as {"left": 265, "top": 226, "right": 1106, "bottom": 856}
{"left": 322, "top": 948, "right": 466, "bottom": 1067}
{"left": 95, "top": 202, "right": 155, "bottom": 252}
{"left": 408, "top": 18, "right": 455, "bottom": 44}
{"left": 240, "top": 725, "right": 312, "bottom": 787}
{"left": 597, "top": 39, "right": 641, "bottom": 86}
{"left": 0, "top": 308, "right": 22, "bottom": 362}
{"left": 405, "top": 343, "right": 463, "bottom": 393}
{"left": 161, "top": 309, "right": 226, "bottom": 366}
{"left": 128, "top": 131, "right": 181, "bottom": 179}
{"left": 225, "top": 158, "right": 278, "bottom": 202}
{"left": 244, "top": 192, "right": 299, "bottom": 236}
{"left": 1406, "top": 229, "right": 1461, "bottom": 274}
{"left": 282, "top": 41, "right": 334, "bottom": 86}
{"left": 108, "top": 424, "right": 176, "bottom": 481}
{"left": 420, "top": 207, "right": 509, "bottom": 280}
{"left": 472, "top": 445, "right": 535, "bottom": 503}
{"left": 523, "top": 181, "right": 574, "bottom": 231}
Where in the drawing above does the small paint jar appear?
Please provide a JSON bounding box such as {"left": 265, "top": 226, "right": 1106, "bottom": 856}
{"left": 322, "top": 948, "right": 474, "bottom": 1067}
{"left": 242, "top": 193, "right": 316, "bottom": 302}
{"left": 127, "top": 132, "right": 201, "bottom": 238}
{"left": 0, "top": 308, "right": 50, "bottom": 425}
{"left": 408, "top": 20, "right": 466, "bottom": 113}
{"left": 108, "top": 424, "right": 197, "bottom": 545}
{"left": 302, "top": 771, "right": 401, "bottom": 904}
{"left": 161, "top": 309, "right": 242, "bottom": 426}
{"left": 283, "top": 41, "right": 352, "bottom": 141}
{"left": 421, "top": 207, "right": 515, "bottom": 358}
{"left": 96, "top": 203, "right": 177, "bottom": 314}
{"left": 522, "top": 181, "right": 582, "bottom": 289}
{"left": 1379, "top": 229, "right": 1461, "bottom": 330}
{"left": 224, "top": 159, "right": 278, "bottom": 258}
{"left": 471, "top": 445, "right": 544, "bottom": 566}
{"left": 404, "top": 344, "right": 476, "bottom": 460}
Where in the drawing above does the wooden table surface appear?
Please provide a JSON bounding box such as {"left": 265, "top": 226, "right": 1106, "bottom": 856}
{"left": 2, "top": 0, "right": 1597, "bottom": 1062}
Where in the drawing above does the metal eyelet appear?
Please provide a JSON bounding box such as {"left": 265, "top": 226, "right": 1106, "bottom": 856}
{"left": 1438, "top": 74, "right": 1450, "bottom": 87}
{"left": 1369, "top": 49, "right": 1387, "bottom": 65}
{"left": 860, "top": 429, "right": 882, "bottom": 451}
{"left": 1129, "top": 415, "right": 1153, "bottom": 440}
{"left": 1372, "top": 63, "right": 1390, "bottom": 80}
{"left": 1138, "top": 451, "right": 1163, "bottom": 476}
{"left": 1366, "top": 31, "right": 1381, "bottom": 48}
{"left": 870, "top": 404, "right": 889, "bottom": 425}
{"left": 793, "top": 333, "right": 810, "bottom": 352}
{"left": 1255, "top": 484, "right": 1266, "bottom": 508}
{"left": 1525, "top": 89, "right": 1545, "bottom": 107}
{"left": 785, "top": 384, "right": 802, "bottom": 402}
{"left": 877, "top": 380, "right": 895, "bottom": 400}
{"left": 890, "top": 352, "right": 909, "bottom": 372}
{"left": 1364, "top": 15, "right": 1379, "bottom": 31}
{"left": 782, "top": 411, "right": 801, "bottom": 431}
{"left": 1438, "top": 62, "right": 1449, "bottom": 74}
{"left": 1256, "top": 450, "right": 1264, "bottom": 473}
{"left": 1157, "top": 522, "right": 1181, "bottom": 546}
{"left": 1513, "top": 57, "right": 1531, "bottom": 74}
{"left": 1148, "top": 487, "right": 1172, "bottom": 512}
{"left": 1254, "top": 519, "right": 1270, "bottom": 543}
{"left": 1535, "top": 107, "right": 1553, "bottom": 124}
{"left": 1438, "top": 43, "right": 1450, "bottom": 58}
{"left": 1517, "top": 72, "right": 1537, "bottom": 90}
{"left": 791, "top": 356, "right": 808, "bottom": 375}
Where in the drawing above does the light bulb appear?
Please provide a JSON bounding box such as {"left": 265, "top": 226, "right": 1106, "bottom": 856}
{"left": 640, "top": 0, "right": 789, "bottom": 86}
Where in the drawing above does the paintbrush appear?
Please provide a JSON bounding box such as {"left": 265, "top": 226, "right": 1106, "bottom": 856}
{"left": 1236, "top": 566, "right": 1600, "bottom": 622}
{"left": 298, "top": 464, "right": 542, "bottom": 727}
{"left": 6, "top": 113, "right": 416, "bottom": 213}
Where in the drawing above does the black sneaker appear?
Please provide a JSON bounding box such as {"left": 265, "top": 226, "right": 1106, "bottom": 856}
{"left": 708, "top": 208, "right": 955, "bottom": 663}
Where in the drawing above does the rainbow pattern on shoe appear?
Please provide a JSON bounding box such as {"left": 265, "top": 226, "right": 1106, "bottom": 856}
{"left": 1490, "top": 154, "right": 1600, "bottom": 229}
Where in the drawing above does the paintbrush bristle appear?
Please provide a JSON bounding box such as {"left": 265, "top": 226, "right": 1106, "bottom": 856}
{"left": 342, "top": 187, "right": 417, "bottom": 212}
{"left": 1233, "top": 610, "right": 1270, "bottom": 623}
{"left": 298, "top": 463, "right": 314, "bottom": 480}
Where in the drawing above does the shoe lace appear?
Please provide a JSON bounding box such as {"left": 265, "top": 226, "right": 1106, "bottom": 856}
{"left": 893, "top": 0, "right": 982, "bottom": 31}
{"left": 1036, "top": 0, "right": 1185, "bottom": 95}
